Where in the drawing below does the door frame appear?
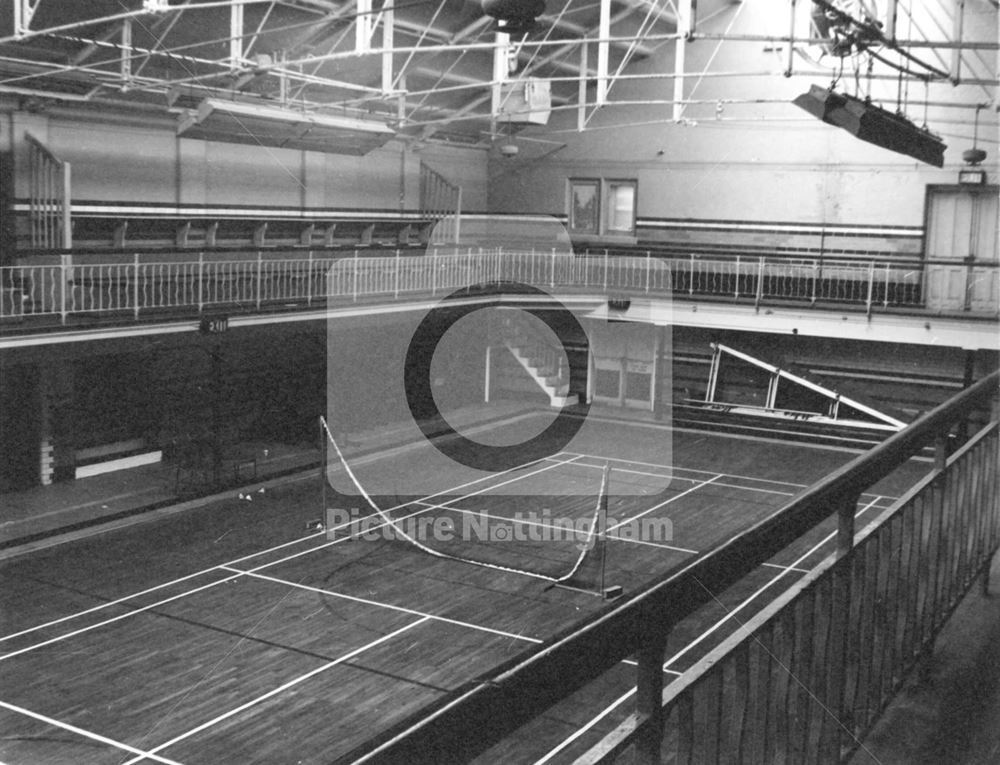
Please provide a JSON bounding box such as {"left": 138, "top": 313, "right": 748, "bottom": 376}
{"left": 922, "top": 183, "right": 1000, "bottom": 260}
{"left": 922, "top": 184, "right": 999, "bottom": 312}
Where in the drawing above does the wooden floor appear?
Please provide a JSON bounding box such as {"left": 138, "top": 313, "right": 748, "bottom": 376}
{"left": 0, "top": 417, "right": 929, "bottom": 765}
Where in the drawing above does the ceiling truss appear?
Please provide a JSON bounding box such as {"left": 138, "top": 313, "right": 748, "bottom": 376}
{"left": 0, "top": 0, "right": 994, "bottom": 150}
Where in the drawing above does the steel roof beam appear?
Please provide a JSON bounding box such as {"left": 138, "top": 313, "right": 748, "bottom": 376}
{"left": 616, "top": 0, "right": 679, "bottom": 27}
{"left": 67, "top": 22, "right": 124, "bottom": 66}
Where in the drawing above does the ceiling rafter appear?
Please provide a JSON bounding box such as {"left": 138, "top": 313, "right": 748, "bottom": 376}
{"left": 416, "top": 3, "right": 673, "bottom": 142}
{"left": 143, "top": 32, "right": 681, "bottom": 93}
{"left": 67, "top": 22, "right": 125, "bottom": 67}
{"left": 617, "top": 0, "right": 678, "bottom": 27}
{"left": 0, "top": 0, "right": 993, "bottom": 150}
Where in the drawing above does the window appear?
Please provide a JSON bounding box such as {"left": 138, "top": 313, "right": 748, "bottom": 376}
{"left": 569, "top": 179, "right": 600, "bottom": 234}
{"left": 605, "top": 181, "right": 637, "bottom": 235}
{"left": 567, "top": 178, "right": 637, "bottom": 237}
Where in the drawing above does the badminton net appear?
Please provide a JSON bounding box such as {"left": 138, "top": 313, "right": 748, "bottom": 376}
{"left": 320, "top": 416, "right": 610, "bottom": 591}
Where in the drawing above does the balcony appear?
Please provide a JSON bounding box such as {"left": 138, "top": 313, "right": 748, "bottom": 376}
{"left": 0, "top": 248, "right": 996, "bottom": 348}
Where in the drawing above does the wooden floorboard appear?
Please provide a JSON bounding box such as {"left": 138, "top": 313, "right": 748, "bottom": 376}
{"left": 250, "top": 547, "right": 602, "bottom": 641}
{"left": 0, "top": 423, "right": 932, "bottom": 765}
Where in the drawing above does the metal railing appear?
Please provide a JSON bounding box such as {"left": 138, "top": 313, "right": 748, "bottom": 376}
{"left": 580, "top": 414, "right": 1000, "bottom": 763}
{"left": 420, "top": 162, "right": 462, "bottom": 245}
{"left": 347, "top": 370, "right": 999, "bottom": 765}
{"left": 1, "top": 248, "right": 996, "bottom": 324}
{"left": 499, "top": 311, "right": 571, "bottom": 394}
{"left": 25, "top": 132, "right": 72, "bottom": 250}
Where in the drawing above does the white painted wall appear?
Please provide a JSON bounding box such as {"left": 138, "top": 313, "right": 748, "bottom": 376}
{"left": 0, "top": 104, "right": 489, "bottom": 213}
{"left": 488, "top": 1, "right": 998, "bottom": 227}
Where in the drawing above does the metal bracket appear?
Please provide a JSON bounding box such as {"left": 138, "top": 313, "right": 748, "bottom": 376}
{"left": 13, "top": 0, "right": 43, "bottom": 38}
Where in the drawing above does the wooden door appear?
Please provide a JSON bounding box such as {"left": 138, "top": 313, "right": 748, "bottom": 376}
{"left": 924, "top": 186, "right": 999, "bottom": 312}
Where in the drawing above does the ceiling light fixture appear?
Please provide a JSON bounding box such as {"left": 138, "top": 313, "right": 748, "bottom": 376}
{"left": 792, "top": 85, "right": 946, "bottom": 167}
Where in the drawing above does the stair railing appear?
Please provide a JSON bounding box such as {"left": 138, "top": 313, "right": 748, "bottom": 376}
{"left": 25, "top": 132, "right": 72, "bottom": 249}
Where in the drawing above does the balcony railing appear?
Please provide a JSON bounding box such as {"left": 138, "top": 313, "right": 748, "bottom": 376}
{"left": 577, "top": 414, "right": 1000, "bottom": 763}
{"left": 344, "top": 370, "right": 999, "bottom": 765}
{"left": 1, "top": 248, "right": 996, "bottom": 325}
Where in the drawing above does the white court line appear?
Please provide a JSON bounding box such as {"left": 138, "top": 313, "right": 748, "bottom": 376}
{"left": 411, "top": 499, "right": 702, "bottom": 559}
{"left": 0, "top": 500, "right": 476, "bottom": 663}
{"left": 234, "top": 454, "right": 584, "bottom": 577}
{"left": 640, "top": 475, "right": 797, "bottom": 498}
{"left": 563, "top": 451, "right": 900, "bottom": 502}
{"left": 0, "top": 572, "right": 244, "bottom": 663}
{"left": 533, "top": 686, "right": 637, "bottom": 765}
{"left": 573, "top": 462, "right": 805, "bottom": 497}
{"left": 118, "top": 617, "right": 431, "bottom": 765}
{"left": 543, "top": 457, "right": 801, "bottom": 499}
{"left": 0, "top": 452, "right": 575, "bottom": 645}
{"left": 616, "top": 535, "right": 810, "bottom": 575}
{"left": 580, "top": 461, "right": 801, "bottom": 490}
{"left": 226, "top": 568, "right": 544, "bottom": 645}
{"left": 532, "top": 495, "right": 885, "bottom": 765}
{"left": 665, "top": 494, "right": 885, "bottom": 667}
{"left": 607, "top": 475, "right": 723, "bottom": 532}
{"left": 0, "top": 536, "right": 316, "bottom": 645}
{"left": 386, "top": 453, "right": 587, "bottom": 510}
{"left": 0, "top": 699, "right": 183, "bottom": 765}
{"left": 561, "top": 451, "right": 810, "bottom": 488}
{"left": 411, "top": 500, "right": 811, "bottom": 577}
{"left": 1, "top": 446, "right": 891, "bottom": 647}
{"left": 1, "top": 456, "right": 581, "bottom": 659}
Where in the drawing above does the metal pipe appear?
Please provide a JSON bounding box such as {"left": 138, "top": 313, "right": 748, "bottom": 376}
{"left": 381, "top": 0, "right": 394, "bottom": 95}
{"left": 597, "top": 0, "right": 610, "bottom": 105}
{"left": 786, "top": 0, "right": 796, "bottom": 77}
{"left": 952, "top": 0, "right": 966, "bottom": 83}
{"left": 673, "top": 0, "right": 693, "bottom": 121}
{"left": 693, "top": 32, "right": 1000, "bottom": 50}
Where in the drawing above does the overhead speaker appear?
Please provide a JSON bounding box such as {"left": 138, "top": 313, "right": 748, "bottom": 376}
{"left": 497, "top": 78, "right": 551, "bottom": 124}
{"left": 793, "top": 85, "right": 946, "bottom": 167}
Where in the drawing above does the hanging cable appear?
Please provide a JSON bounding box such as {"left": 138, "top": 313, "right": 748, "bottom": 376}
{"left": 866, "top": 52, "right": 874, "bottom": 102}
{"left": 922, "top": 78, "right": 929, "bottom": 129}
{"left": 902, "top": 0, "right": 913, "bottom": 110}
{"left": 895, "top": 64, "right": 904, "bottom": 112}
{"left": 831, "top": 55, "right": 844, "bottom": 90}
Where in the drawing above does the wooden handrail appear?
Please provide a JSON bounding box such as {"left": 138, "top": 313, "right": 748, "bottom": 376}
{"left": 24, "top": 131, "right": 65, "bottom": 164}
{"left": 349, "top": 369, "right": 1000, "bottom": 764}
{"left": 576, "top": 420, "right": 1000, "bottom": 763}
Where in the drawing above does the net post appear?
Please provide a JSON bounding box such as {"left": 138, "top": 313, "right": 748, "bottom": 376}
{"left": 546, "top": 461, "right": 618, "bottom": 597}
{"left": 319, "top": 416, "right": 327, "bottom": 524}
{"left": 599, "top": 462, "right": 610, "bottom": 595}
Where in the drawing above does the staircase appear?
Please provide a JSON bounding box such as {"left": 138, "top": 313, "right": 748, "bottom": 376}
{"left": 500, "top": 314, "right": 578, "bottom": 408}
